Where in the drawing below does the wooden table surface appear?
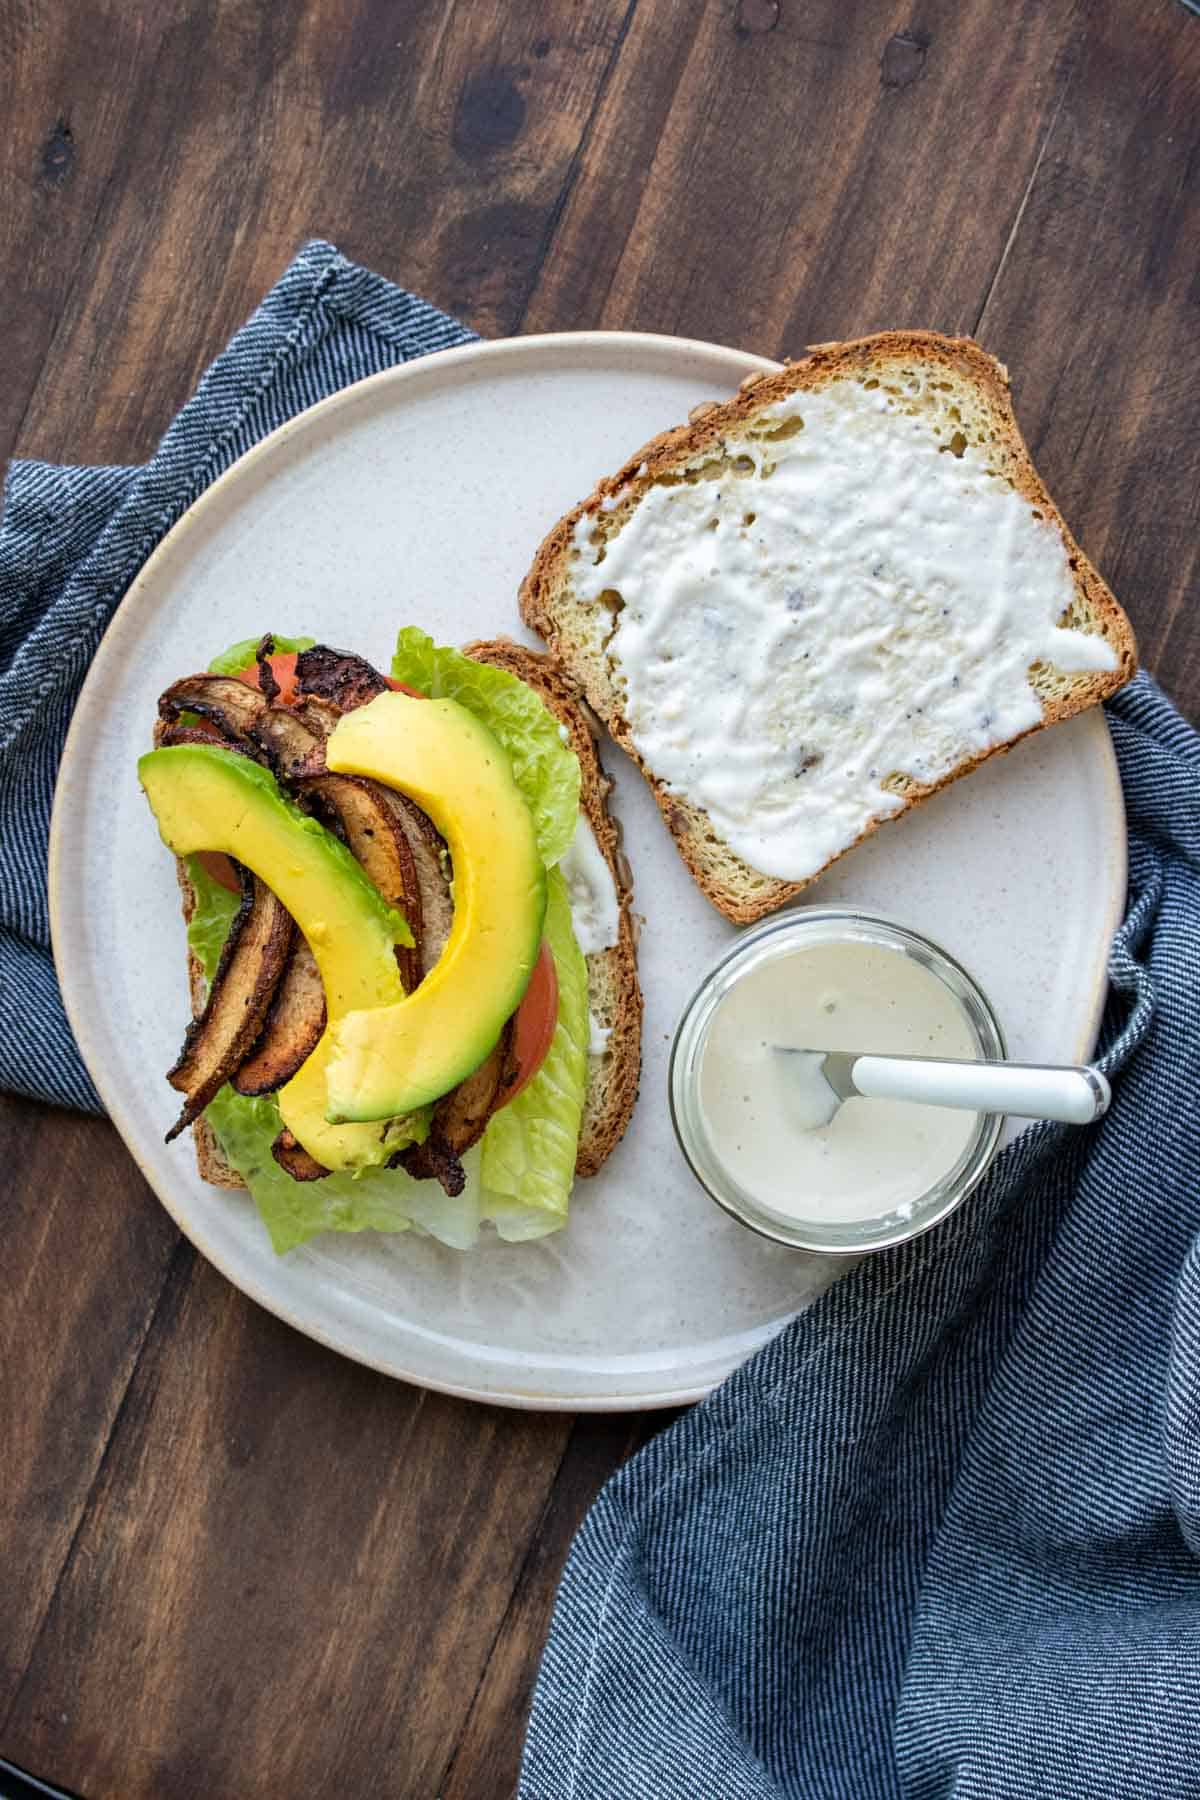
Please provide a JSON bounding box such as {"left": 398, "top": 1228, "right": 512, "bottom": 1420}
{"left": 3, "top": 2, "right": 1198, "bottom": 1795}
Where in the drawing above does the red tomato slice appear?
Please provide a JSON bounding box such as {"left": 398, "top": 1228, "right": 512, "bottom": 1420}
{"left": 233, "top": 655, "right": 425, "bottom": 704}
{"left": 505, "top": 940, "right": 559, "bottom": 1106}
{"left": 195, "top": 850, "right": 241, "bottom": 895}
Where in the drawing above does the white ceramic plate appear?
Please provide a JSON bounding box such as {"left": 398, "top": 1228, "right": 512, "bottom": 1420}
{"left": 49, "top": 333, "right": 1126, "bottom": 1410}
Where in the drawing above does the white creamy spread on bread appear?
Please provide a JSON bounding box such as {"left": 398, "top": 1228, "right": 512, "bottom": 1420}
{"left": 571, "top": 378, "right": 1118, "bottom": 882}
{"left": 561, "top": 812, "right": 620, "bottom": 1055}
{"left": 561, "top": 814, "right": 621, "bottom": 955}
{"left": 698, "top": 940, "right": 978, "bottom": 1224}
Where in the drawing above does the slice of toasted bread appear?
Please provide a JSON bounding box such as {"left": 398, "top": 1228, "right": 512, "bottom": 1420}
{"left": 520, "top": 330, "right": 1137, "bottom": 923}
{"left": 466, "top": 638, "right": 643, "bottom": 1177}
{"left": 160, "top": 644, "right": 642, "bottom": 1193}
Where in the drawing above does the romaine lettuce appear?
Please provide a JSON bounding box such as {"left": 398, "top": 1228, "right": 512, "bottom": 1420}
{"left": 480, "top": 867, "right": 588, "bottom": 1227}
{"left": 184, "top": 855, "right": 239, "bottom": 982}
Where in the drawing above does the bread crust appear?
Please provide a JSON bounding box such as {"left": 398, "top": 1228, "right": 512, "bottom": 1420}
{"left": 465, "top": 638, "right": 643, "bottom": 1176}
{"left": 519, "top": 330, "right": 1138, "bottom": 923}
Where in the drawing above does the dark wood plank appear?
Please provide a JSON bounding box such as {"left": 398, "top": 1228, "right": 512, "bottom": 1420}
{"left": 973, "top": 1, "right": 1200, "bottom": 716}
{"left": 14, "top": 0, "right": 636, "bottom": 468}
{"left": 0, "top": 1101, "right": 179, "bottom": 1711}
{"left": 441, "top": 1412, "right": 668, "bottom": 1800}
{"left": 524, "top": 0, "right": 1084, "bottom": 349}
{"left": 0, "top": 1, "right": 149, "bottom": 472}
{"left": 2, "top": 1247, "right": 574, "bottom": 1800}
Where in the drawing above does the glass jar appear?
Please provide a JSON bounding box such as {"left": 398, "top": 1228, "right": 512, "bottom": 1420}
{"left": 668, "top": 908, "right": 1006, "bottom": 1253}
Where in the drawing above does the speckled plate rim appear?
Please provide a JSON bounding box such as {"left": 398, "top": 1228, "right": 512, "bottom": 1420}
{"left": 48, "top": 331, "right": 1127, "bottom": 1410}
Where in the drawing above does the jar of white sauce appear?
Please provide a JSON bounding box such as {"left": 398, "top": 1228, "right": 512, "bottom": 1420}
{"left": 669, "top": 910, "right": 1005, "bottom": 1252}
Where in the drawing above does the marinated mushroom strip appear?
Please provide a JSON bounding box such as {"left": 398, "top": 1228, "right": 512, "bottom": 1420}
{"left": 156, "top": 723, "right": 254, "bottom": 754}
{"left": 376, "top": 789, "right": 454, "bottom": 978}
{"left": 254, "top": 634, "right": 280, "bottom": 702}
{"left": 231, "top": 936, "right": 327, "bottom": 1096}
{"left": 252, "top": 702, "right": 322, "bottom": 779}
{"left": 291, "top": 696, "right": 342, "bottom": 740}
{"left": 165, "top": 871, "right": 294, "bottom": 1140}
{"left": 292, "top": 770, "right": 422, "bottom": 992}
{"left": 157, "top": 673, "right": 270, "bottom": 750}
{"left": 271, "top": 1128, "right": 329, "bottom": 1182}
{"left": 392, "top": 1129, "right": 467, "bottom": 1198}
{"left": 294, "top": 644, "right": 390, "bottom": 712}
{"left": 429, "top": 1019, "right": 516, "bottom": 1155}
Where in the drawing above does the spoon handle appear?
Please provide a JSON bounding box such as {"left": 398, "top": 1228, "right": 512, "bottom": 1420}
{"left": 849, "top": 1056, "right": 1111, "bottom": 1124}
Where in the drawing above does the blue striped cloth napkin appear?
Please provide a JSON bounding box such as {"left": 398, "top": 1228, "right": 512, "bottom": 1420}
{"left": 0, "top": 239, "right": 474, "bottom": 1109}
{"left": 3, "top": 240, "right": 1197, "bottom": 1799}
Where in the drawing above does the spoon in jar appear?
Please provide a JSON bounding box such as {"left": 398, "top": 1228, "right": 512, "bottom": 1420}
{"left": 774, "top": 1048, "right": 1111, "bottom": 1133}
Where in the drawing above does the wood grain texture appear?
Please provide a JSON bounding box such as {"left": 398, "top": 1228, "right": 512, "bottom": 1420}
{"left": 12, "top": 0, "right": 636, "bottom": 468}
{"left": 2, "top": 1255, "right": 577, "bottom": 1797}
{"left": 523, "top": 0, "right": 1084, "bottom": 347}
{"left": 0, "top": 1, "right": 148, "bottom": 472}
{"left": 2, "top": 0, "right": 1199, "bottom": 1795}
{"left": 0, "top": 1100, "right": 179, "bottom": 1707}
{"left": 440, "top": 1412, "right": 669, "bottom": 1798}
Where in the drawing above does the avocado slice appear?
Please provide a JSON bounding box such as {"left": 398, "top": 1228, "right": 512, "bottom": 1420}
{"left": 323, "top": 692, "right": 547, "bottom": 1121}
{"left": 139, "top": 743, "right": 416, "bottom": 1172}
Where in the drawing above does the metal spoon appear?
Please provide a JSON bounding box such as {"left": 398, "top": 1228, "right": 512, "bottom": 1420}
{"left": 774, "top": 1048, "right": 1111, "bottom": 1132}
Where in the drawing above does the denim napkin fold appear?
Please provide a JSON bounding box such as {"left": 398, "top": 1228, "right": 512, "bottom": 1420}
{"left": 520, "top": 678, "right": 1200, "bottom": 1797}
{"left": 0, "top": 239, "right": 475, "bottom": 1110}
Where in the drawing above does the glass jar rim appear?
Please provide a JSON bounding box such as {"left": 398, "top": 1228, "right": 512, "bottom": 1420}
{"left": 668, "top": 907, "right": 1006, "bottom": 1254}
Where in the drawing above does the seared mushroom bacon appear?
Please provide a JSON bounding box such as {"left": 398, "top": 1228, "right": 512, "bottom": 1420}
{"left": 392, "top": 1020, "right": 517, "bottom": 1195}
{"left": 232, "top": 939, "right": 326, "bottom": 1097}
{"left": 271, "top": 1128, "right": 330, "bottom": 1182}
{"left": 293, "top": 644, "right": 390, "bottom": 712}
{"left": 165, "top": 867, "right": 293, "bottom": 1141}
{"left": 158, "top": 673, "right": 272, "bottom": 748}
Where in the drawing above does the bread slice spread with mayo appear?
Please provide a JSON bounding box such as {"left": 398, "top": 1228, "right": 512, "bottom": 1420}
{"left": 520, "top": 331, "right": 1137, "bottom": 924}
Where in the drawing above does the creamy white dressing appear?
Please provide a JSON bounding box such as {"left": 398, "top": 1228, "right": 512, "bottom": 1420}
{"left": 573, "top": 379, "right": 1116, "bottom": 882}
{"left": 560, "top": 812, "right": 621, "bottom": 1058}
{"left": 697, "top": 941, "right": 978, "bottom": 1224}
{"left": 560, "top": 813, "right": 622, "bottom": 955}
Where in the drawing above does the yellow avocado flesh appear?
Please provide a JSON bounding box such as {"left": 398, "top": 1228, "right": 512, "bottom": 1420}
{"left": 324, "top": 691, "right": 547, "bottom": 1121}
{"left": 138, "top": 744, "right": 413, "bottom": 1172}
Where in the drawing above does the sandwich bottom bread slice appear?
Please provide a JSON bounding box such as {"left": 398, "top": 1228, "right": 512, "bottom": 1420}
{"left": 520, "top": 329, "right": 1137, "bottom": 924}
{"left": 141, "top": 629, "right": 642, "bottom": 1253}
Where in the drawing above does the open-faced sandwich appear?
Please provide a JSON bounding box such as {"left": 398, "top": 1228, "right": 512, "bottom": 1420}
{"left": 138, "top": 629, "right": 641, "bottom": 1252}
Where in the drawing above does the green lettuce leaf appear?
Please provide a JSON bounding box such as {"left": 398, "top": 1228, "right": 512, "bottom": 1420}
{"left": 480, "top": 867, "right": 588, "bottom": 1227}
{"left": 391, "top": 627, "right": 580, "bottom": 867}
{"left": 207, "top": 632, "right": 315, "bottom": 675}
{"left": 184, "top": 855, "right": 240, "bottom": 982}
{"left": 203, "top": 1085, "right": 435, "bottom": 1255}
